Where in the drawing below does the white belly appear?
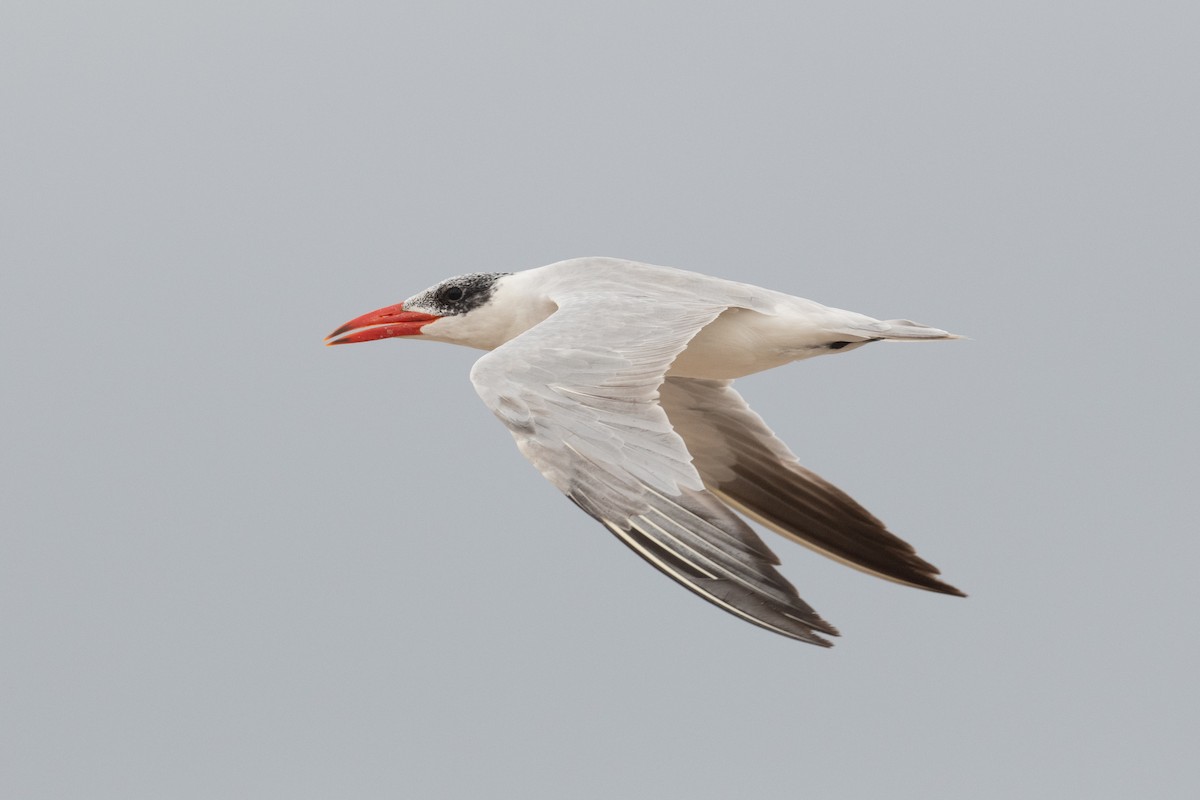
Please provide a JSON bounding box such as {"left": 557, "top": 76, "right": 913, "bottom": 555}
{"left": 667, "top": 307, "right": 826, "bottom": 380}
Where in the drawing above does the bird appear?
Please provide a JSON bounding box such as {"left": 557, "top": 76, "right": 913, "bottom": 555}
{"left": 326, "top": 257, "right": 964, "bottom": 645}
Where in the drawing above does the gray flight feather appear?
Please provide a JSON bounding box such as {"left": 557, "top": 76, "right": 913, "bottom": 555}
{"left": 659, "top": 377, "right": 964, "bottom": 596}
{"left": 470, "top": 286, "right": 839, "bottom": 644}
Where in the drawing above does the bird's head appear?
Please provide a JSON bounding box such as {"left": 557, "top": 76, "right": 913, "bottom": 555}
{"left": 326, "top": 272, "right": 515, "bottom": 349}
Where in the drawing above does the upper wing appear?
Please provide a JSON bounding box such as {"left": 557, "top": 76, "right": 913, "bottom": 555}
{"left": 470, "top": 295, "right": 838, "bottom": 644}
{"left": 659, "top": 377, "right": 964, "bottom": 596}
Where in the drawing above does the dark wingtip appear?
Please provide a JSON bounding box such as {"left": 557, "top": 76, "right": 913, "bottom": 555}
{"left": 782, "top": 621, "right": 837, "bottom": 646}
{"left": 922, "top": 579, "right": 967, "bottom": 598}
{"left": 807, "top": 617, "right": 841, "bottom": 637}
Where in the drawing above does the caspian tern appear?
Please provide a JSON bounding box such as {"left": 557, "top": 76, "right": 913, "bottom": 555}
{"left": 327, "top": 257, "right": 963, "bottom": 645}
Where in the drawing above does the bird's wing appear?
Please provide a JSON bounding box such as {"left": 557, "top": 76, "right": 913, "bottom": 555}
{"left": 470, "top": 295, "right": 837, "bottom": 644}
{"left": 659, "top": 377, "right": 964, "bottom": 596}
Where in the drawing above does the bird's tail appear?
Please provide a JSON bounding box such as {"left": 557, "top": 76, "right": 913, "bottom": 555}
{"left": 873, "top": 319, "right": 962, "bottom": 341}
{"left": 826, "top": 311, "right": 962, "bottom": 343}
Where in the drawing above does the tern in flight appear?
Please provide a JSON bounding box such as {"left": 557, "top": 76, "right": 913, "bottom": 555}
{"left": 327, "top": 257, "right": 964, "bottom": 645}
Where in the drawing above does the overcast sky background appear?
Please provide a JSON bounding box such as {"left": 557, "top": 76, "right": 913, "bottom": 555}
{"left": 2, "top": 2, "right": 1197, "bottom": 798}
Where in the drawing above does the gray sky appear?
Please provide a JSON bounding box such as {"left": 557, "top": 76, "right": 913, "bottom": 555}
{"left": 2, "top": 2, "right": 1197, "bottom": 798}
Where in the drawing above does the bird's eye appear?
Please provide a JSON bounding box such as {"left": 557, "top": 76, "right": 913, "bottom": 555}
{"left": 443, "top": 286, "right": 465, "bottom": 302}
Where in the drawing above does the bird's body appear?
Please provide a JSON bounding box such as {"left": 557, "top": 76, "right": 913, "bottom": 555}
{"left": 328, "top": 257, "right": 963, "bottom": 645}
